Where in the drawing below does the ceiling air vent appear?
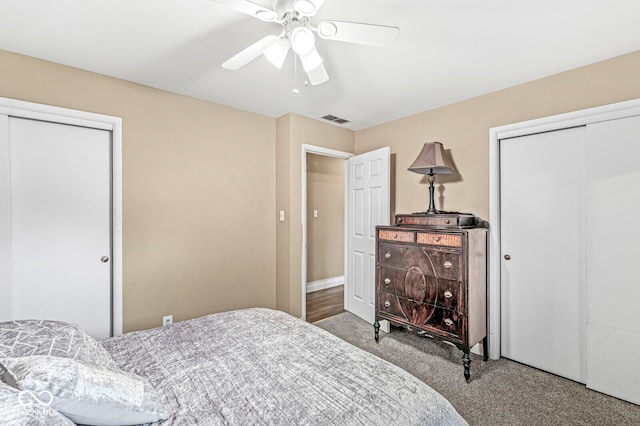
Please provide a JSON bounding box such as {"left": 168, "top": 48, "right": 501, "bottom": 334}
{"left": 321, "top": 114, "right": 350, "bottom": 125}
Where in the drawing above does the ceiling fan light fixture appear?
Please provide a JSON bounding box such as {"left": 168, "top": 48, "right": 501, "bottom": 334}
{"left": 290, "top": 26, "right": 315, "bottom": 56}
{"left": 264, "top": 38, "right": 290, "bottom": 69}
{"left": 293, "top": 0, "right": 316, "bottom": 16}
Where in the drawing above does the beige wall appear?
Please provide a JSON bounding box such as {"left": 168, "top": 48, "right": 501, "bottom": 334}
{"left": 275, "top": 114, "right": 354, "bottom": 316}
{"left": 0, "top": 50, "right": 276, "bottom": 332}
{"left": 5, "top": 46, "right": 640, "bottom": 329}
{"left": 306, "top": 154, "right": 345, "bottom": 284}
{"left": 356, "top": 50, "right": 640, "bottom": 220}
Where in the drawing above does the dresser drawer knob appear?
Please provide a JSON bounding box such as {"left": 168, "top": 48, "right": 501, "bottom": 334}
{"left": 393, "top": 233, "right": 398, "bottom": 239}
{"left": 384, "top": 278, "right": 391, "bottom": 285}
{"left": 445, "top": 219, "right": 450, "bottom": 224}
{"left": 384, "top": 252, "right": 391, "bottom": 259}
{"left": 444, "top": 290, "right": 453, "bottom": 299}
{"left": 384, "top": 301, "right": 391, "bottom": 308}
{"left": 444, "top": 318, "right": 454, "bottom": 327}
{"left": 434, "top": 236, "right": 441, "bottom": 242}
{"left": 444, "top": 261, "right": 452, "bottom": 269}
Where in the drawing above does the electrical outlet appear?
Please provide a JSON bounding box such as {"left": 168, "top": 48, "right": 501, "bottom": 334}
{"left": 162, "top": 315, "right": 173, "bottom": 327}
{"left": 279, "top": 210, "right": 285, "bottom": 221}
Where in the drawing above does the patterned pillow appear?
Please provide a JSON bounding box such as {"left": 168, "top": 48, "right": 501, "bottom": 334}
{"left": 0, "top": 380, "right": 75, "bottom": 426}
{"left": 1, "top": 356, "right": 169, "bottom": 426}
{"left": 0, "top": 319, "right": 116, "bottom": 368}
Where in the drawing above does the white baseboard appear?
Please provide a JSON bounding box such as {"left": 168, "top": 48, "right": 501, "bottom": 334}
{"left": 306, "top": 275, "right": 344, "bottom": 293}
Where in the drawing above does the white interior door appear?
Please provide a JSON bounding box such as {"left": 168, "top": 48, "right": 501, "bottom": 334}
{"left": 500, "top": 127, "right": 586, "bottom": 383}
{"left": 0, "top": 116, "right": 112, "bottom": 340}
{"left": 585, "top": 115, "right": 640, "bottom": 404}
{"left": 345, "top": 147, "right": 390, "bottom": 323}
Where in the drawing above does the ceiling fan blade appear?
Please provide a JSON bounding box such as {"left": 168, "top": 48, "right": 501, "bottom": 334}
{"left": 305, "top": 63, "right": 329, "bottom": 85}
{"left": 208, "top": 0, "right": 278, "bottom": 22}
{"left": 316, "top": 20, "right": 399, "bottom": 46}
{"left": 222, "top": 35, "right": 279, "bottom": 70}
{"left": 299, "top": 47, "right": 323, "bottom": 72}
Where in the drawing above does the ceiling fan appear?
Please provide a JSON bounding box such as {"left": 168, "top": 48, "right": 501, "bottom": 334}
{"left": 210, "top": 0, "right": 400, "bottom": 85}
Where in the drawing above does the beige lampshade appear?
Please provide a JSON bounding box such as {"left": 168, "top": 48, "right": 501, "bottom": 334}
{"left": 408, "top": 142, "right": 456, "bottom": 175}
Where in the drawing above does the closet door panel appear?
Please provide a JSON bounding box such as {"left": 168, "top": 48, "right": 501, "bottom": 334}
{"left": 586, "top": 115, "right": 640, "bottom": 404}
{"left": 587, "top": 324, "right": 640, "bottom": 405}
{"left": 0, "top": 116, "right": 112, "bottom": 340}
{"left": 500, "top": 126, "right": 586, "bottom": 383}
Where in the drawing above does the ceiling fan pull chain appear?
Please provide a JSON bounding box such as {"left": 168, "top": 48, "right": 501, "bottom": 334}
{"left": 292, "top": 55, "right": 300, "bottom": 94}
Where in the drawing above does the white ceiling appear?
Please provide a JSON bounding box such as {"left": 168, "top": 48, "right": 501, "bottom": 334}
{"left": 1, "top": 0, "right": 639, "bottom": 130}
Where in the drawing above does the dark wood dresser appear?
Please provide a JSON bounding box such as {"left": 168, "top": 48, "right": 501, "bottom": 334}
{"left": 374, "top": 213, "right": 488, "bottom": 382}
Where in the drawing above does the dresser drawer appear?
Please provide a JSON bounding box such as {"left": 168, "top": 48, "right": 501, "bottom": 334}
{"left": 378, "top": 244, "right": 461, "bottom": 281}
{"left": 395, "top": 213, "right": 475, "bottom": 228}
{"left": 428, "top": 250, "right": 462, "bottom": 281}
{"left": 378, "top": 266, "right": 459, "bottom": 309}
{"left": 416, "top": 232, "right": 463, "bottom": 247}
{"left": 377, "top": 267, "right": 438, "bottom": 304}
{"left": 377, "top": 292, "right": 461, "bottom": 340}
{"left": 377, "top": 292, "right": 436, "bottom": 325}
{"left": 377, "top": 267, "right": 396, "bottom": 294}
{"left": 437, "top": 279, "right": 459, "bottom": 311}
{"left": 378, "top": 229, "right": 414, "bottom": 243}
{"left": 377, "top": 243, "right": 409, "bottom": 268}
{"left": 428, "top": 307, "right": 461, "bottom": 339}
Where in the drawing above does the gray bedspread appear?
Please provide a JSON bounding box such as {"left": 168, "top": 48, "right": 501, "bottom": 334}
{"left": 101, "top": 308, "right": 467, "bottom": 425}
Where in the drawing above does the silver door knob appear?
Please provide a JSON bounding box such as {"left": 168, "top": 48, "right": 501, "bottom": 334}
{"left": 101, "top": 256, "right": 110, "bottom": 263}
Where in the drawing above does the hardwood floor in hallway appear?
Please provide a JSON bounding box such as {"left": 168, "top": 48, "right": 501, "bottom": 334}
{"left": 306, "top": 285, "right": 345, "bottom": 323}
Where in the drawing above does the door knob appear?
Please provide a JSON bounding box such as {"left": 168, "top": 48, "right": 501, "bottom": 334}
{"left": 101, "top": 256, "right": 110, "bottom": 263}
{"left": 504, "top": 254, "right": 511, "bottom": 260}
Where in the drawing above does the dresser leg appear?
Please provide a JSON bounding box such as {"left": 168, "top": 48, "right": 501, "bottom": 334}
{"left": 374, "top": 320, "right": 380, "bottom": 342}
{"left": 462, "top": 351, "right": 471, "bottom": 383}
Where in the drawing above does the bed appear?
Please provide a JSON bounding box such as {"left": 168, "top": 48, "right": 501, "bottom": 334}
{"left": 1, "top": 308, "right": 467, "bottom": 425}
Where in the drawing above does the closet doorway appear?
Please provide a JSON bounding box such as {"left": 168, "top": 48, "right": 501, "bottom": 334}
{"left": 0, "top": 97, "right": 122, "bottom": 339}
{"left": 489, "top": 98, "right": 640, "bottom": 404}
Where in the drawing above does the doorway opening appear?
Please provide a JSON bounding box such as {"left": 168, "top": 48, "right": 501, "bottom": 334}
{"left": 301, "top": 144, "right": 353, "bottom": 323}
{"left": 305, "top": 152, "right": 346, "bottom": 323}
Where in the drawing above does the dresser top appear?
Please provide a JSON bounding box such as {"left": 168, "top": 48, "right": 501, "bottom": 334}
{"left": 393, "top": 212, "right": 486, "bottom": 229}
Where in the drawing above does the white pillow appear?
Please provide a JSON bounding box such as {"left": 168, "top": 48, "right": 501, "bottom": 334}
{"left": 1, "top": 355, "right": 169, "bottom": 426}
{"left": 0, "top": 319, "right": 117, "bottom": 367}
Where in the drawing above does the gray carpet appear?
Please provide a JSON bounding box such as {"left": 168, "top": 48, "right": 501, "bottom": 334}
{"left": 315, "top": 312, "right": 640, "bottom": 426}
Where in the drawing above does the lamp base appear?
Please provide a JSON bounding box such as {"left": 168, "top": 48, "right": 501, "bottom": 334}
{"left": 426, "top": 174, "right": 437, "bottom": 214}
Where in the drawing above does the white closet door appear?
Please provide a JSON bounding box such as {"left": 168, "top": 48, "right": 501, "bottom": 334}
{"left": 0, "top": 116, "right": 112, "bottom": 340}
{"left": 500, "top": 126, "right": 586, "bottom": 382}
{"left": 586, "top": 115, "right": 640, "bottom": 404}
